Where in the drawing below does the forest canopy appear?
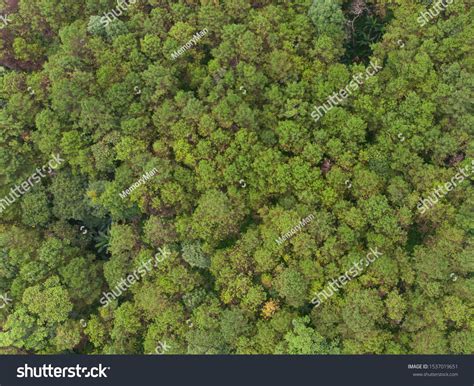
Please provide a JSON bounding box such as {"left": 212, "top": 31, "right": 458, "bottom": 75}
{"left": 0, "top": 0, "right": 473, "bottom": 355}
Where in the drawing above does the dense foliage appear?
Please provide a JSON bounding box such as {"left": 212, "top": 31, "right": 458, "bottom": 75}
{"left": 0, "top": 0, "right": 473, "bottom": 354}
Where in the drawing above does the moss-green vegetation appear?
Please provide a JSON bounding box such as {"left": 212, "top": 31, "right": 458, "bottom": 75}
{"left": 0, "top": 0, "right": 472, "bottom": 354}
